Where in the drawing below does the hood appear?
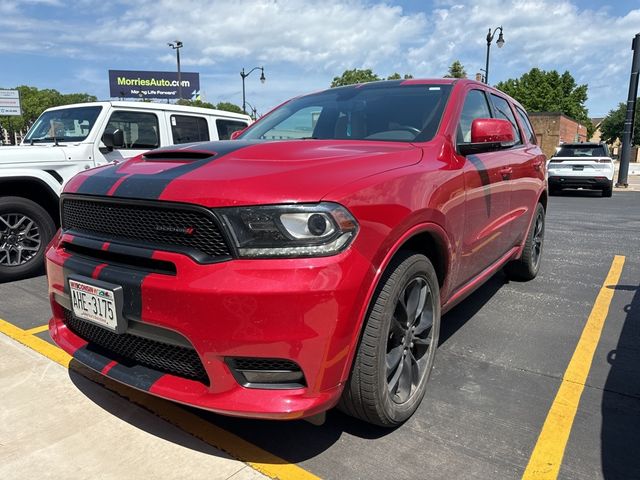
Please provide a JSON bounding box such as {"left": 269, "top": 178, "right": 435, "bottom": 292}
{"left": 65, "top": 140, "right": 422, "bottom": 206}
{"left": 0, "top": 144, "right": 67, "bottom": 165}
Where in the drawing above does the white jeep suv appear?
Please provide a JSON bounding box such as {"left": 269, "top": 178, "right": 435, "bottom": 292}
{"left": 547, "top": 142, "right": 614, "bottom": 197}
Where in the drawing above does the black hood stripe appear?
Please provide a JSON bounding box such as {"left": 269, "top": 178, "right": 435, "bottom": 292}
{"left": 112, "top": 140, "right": 260, "bottom": 199}
{"left": 75, "top": 166, "right": 128, "bottom": 196}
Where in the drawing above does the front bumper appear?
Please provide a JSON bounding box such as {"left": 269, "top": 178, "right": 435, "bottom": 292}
{"left": 46, "top": 232, "right": 374, "bottom": 419}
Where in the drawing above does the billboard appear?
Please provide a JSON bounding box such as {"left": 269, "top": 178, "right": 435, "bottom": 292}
{"left": 0, "top": 89, "right": 21, "bottom": 116}
{"left": 108, "top": 70, "right": 200, "bottom": 100}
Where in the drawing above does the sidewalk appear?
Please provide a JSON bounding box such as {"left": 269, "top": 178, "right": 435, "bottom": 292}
{"left": 613, "top": 161, "right": 640, "bottom": 191}
{"left": 0, "top": 334, "right": 266, "bottom": 480}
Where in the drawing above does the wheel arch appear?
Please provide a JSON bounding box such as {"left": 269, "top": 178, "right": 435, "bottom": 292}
{"left": 339, "top": 222, "right": 452, "bottom": 384}
{"left": 0, "top": 176, "right": 61, "bottom": 227}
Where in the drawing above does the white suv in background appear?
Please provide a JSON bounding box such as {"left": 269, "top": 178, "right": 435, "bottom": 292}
{"left": 547, "top": 142, "right": 614, "bottom": 197}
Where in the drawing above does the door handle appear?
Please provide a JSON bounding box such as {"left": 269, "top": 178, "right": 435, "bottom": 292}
{"left": 499, "top": 167, "right": 513, "bottom": 179}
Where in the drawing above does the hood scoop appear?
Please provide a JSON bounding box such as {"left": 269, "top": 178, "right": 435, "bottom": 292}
{"left": 143, "top": 150, "right": 214, "bottom": 162}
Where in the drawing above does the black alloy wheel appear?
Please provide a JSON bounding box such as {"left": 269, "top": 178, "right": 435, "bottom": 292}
{"left": 339, "top": 252, "right": 441, "bottom": 427}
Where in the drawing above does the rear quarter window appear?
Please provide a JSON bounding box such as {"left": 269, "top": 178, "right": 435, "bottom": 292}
{"left": 216, "top": 119, "right": 249, "bottom": 140}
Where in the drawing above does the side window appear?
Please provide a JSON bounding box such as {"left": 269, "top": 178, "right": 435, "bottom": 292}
{"left": 515, "top": 107, "right": 537, "bottom": 145}
{"left": 216, "top": 119, "right": 248, "bottom": 140}
{"left": 490, "top": 94, "right": 522, "bottom": 145}
{"left": 171, "top": 115, "right": 210, "bottom": 144}
{"left": 458, "top": 89, "right": 492, "bottom": 144}
{"left": 105, "top": 111, "right": 159, "bottom": 149}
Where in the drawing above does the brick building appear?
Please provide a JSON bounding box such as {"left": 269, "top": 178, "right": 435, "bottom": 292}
{"left": 528, "top": 112, "right": 588, "bottom": 158}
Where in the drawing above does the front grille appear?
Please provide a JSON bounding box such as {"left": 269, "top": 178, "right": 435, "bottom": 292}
{"left": 62, "top": 197, "right": 231, "bottom": 261}
{"left": 63, "top": 309, "right": 209, "bottom": 385}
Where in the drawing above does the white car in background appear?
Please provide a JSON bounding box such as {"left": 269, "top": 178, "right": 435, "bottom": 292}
{"left": 547, "top": 142, "right": 614, "bottom": 197}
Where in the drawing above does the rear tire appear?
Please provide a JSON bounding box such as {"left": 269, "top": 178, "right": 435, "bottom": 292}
{"left": 504, "top": 203, "right": 545, "bottom": 281}
{"left": 603, "top": 183, "right": 613, "bottom": 197}
{"left": 338, "top": 252, "right": 440, "bottom": 427}
{"left": 0, "top": 197, "right": 56, "bottom": 283}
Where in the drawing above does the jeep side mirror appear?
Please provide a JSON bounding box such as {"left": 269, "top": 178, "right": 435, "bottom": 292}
{"left": 458, "top": 118, "right": 515, "bottom": 156}
{"left": 102, "top": 129, "right": 124, "bottom": 150}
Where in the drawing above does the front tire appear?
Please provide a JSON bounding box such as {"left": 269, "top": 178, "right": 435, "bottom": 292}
{"left": 339, "top": 252, "right": 441, "bottom": 427}
{"left": 504, "top": 203, "right": 545, "bottom": 281}
{"left": 0, "top": 197, "right": 56, "bottom": 283}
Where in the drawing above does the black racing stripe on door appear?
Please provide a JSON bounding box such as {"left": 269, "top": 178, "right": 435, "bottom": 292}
{"left": 75, "top": 163, "right": 128, "bottom": 196}
{"left": 467, "top": 154, "right": 492, "bottom": 217}
{"left": 106, "top": 363, "right": 165, "bottom": 391}
{"left": 95, "top": 265, "right": 148, "bottom": 320}
{"left": 112, "top": 140, "right": 258, "bottom": 200}
{"left": 73, "top": 345, "right": 113, "bottom": 372}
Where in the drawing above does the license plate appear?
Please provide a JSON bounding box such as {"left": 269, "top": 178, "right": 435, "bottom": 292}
{"left": 572, "top": 165, "right": 584, "bottom": 171}
{"left": 69, "top": 278, "right": 124, "bottom": 333}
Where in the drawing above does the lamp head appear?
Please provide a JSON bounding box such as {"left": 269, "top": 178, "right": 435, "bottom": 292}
{"left": 260, "top": 69, "right": 266, "bottom": 83}
{"left": 496, "top": 31, "right": 505, "bottom": 48}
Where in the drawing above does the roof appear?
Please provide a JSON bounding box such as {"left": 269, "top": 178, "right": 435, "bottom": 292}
{"left": 44, "top": 101, "right": 252, "bottom": 121}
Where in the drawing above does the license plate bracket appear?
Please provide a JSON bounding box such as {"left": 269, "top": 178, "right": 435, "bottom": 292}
{"left": 68, "top": 276, "right": 126, "bottom": 334}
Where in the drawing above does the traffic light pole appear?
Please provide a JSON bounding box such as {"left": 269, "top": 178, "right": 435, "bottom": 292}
{"left": 616, "top": 33, "right": 640, "bottom": 188}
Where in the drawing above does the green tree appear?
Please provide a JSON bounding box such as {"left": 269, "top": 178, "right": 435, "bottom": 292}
{"left": 444, "top": 60, "right": 467, "bottom": 79}
{"left": 495, "top": 68, "right": 594, "bottom": 138}
{"left": 176, "top": 99, "right": 243, "bottom": 114}
{"left": 0, "top": 85, "right": 96, "bottom": 137}
{"left": 598, "top": 100, "right": 640, "bottom": 145}
{"left": 386, "top": 73, "right": 414, "bottom": 80}
{"left": 176, "top": 99, "right": 216, "bottom": 109}
{"left": 215, "top": 102, "right": 244, "bottom": 114}
{"left": 331, "top": 68, "right": 380, "bottom": 87}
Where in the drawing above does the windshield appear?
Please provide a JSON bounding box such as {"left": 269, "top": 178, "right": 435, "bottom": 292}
{"left": 240, "top": 83, "right": 452, "bottom": 143}
{"left": 556, "top": 145, "right": 607, "bottom": 157}
{"left": 24, "top": 106, "right": 103, "bottom": 143}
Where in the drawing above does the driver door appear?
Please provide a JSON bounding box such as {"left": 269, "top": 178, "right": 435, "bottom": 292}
{"left": 94, "top": 110, "right": 161, "bottom": 166}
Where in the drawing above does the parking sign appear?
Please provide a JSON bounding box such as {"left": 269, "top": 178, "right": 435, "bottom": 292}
{"left": 0, "top": 90, "right": 21, "bottom": 116}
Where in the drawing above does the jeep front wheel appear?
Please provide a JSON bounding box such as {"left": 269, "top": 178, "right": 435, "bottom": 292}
{"left": 0, "top": 197, "right": 56, "bottom": 283}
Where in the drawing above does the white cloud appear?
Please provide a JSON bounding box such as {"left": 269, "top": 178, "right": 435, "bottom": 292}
{"left": 0, "top": 0, "right": 638, "bottom": 116}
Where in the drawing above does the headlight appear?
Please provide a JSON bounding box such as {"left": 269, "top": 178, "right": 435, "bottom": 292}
{"left": 218, "top": 203, "right": 358, "bottom": 258}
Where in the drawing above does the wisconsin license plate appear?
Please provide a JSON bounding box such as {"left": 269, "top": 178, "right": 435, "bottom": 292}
{"left": 69, "top": 278, "right": 124, "bottom": 333}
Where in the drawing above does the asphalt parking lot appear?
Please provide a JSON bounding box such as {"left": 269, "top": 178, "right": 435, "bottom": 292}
{"left": 1, "top": 189, "right": 639, "bottom": 480}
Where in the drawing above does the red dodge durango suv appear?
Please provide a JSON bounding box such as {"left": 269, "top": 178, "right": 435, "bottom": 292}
{"left": 46, "top": 79, "right": 547, "bottom": 426}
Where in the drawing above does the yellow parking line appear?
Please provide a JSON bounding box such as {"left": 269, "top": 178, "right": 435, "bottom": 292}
{"left": 0, "top": 318, "right": 71, "bottom": 368}
{"left": 24, "top": 324, "right": 50, "bottom": 335}
{"left": 522, "top": 255, "right": 625, "bottom": 480}
{"left": 0, "top": 317, "right": 319, "bottom": 480}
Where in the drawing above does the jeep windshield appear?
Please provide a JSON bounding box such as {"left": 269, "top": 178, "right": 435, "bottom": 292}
{"left": 24, "top": 106, "right": 103, "bottom": 143}
{"left": 239, "top": 83, "right": 452, "bottom": 143}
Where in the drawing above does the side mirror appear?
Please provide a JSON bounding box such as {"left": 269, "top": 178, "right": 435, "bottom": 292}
{"left": 102, "top": 129, "right": 124, "bottom": 150}
{"left": 458, "top": 118, "right": 515, "bottom": 156}
{"left": 230, "top": 128, "right": 247, "bottom": 140}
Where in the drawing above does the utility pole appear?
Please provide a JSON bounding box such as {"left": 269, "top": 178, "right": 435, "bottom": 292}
{"left": 617, "top": 33, "right": 640, "bottom": 188}
{"left": 168, "top": 41, "right": 184, "bottom": 100}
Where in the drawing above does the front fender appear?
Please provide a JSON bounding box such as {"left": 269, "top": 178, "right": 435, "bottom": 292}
{"left": 0, "top": 169, "right": 62, "bottom": 197}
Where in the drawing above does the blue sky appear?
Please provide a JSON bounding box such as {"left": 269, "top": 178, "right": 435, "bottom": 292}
{"left": 1, "top": 0, "right": 639, "bottom": 118}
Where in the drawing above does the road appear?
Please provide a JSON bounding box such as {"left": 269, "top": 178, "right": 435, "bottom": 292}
{"left": 1, "top": 189, "right": 638, "bottom": 480}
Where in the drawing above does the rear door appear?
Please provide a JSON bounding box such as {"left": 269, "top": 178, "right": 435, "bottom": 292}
{"left": 453, "top": 88, "right": 513, "bottom": 287}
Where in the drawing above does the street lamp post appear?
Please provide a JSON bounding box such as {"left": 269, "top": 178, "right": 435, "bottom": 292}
{"left": 245, "top": 101, "right": 258, "bottom": 121}
{"left": 168, "top": 40, "right": 183, "bottom": 100}
{"left": 484, "top": 26, "right": 505, "bottom": 85}
{"left": 240, "top": 66, "right": 265, "bottom": 115}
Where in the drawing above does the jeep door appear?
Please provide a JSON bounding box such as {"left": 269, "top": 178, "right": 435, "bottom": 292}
{"left": 453, "top": 88, "right": 513, "bottom": 287}
{"left": 94, "top": 110, "right": 162, "bottom": 165}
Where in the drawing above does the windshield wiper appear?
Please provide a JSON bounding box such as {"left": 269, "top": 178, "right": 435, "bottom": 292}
{"left": 28, "top": 137, "right": 66, "bottom": 145}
